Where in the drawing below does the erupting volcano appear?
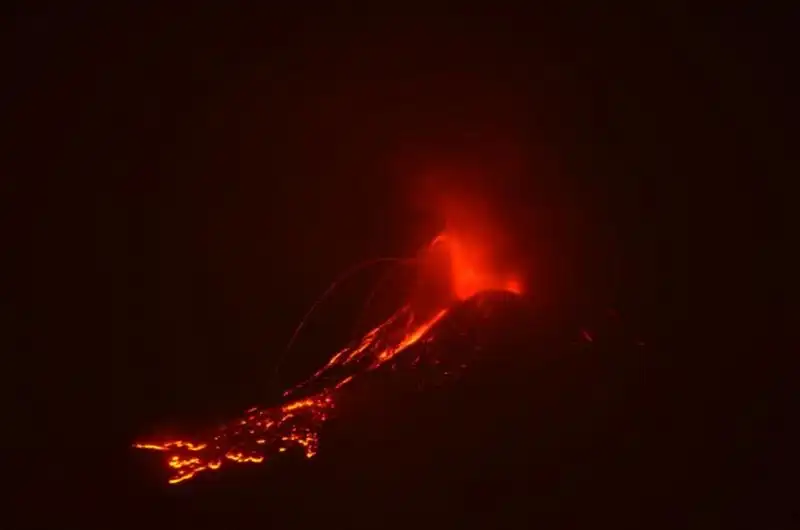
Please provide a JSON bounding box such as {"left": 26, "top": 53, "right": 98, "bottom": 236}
{"left": 135, "top": 227, "right": 523, "bottom": 485}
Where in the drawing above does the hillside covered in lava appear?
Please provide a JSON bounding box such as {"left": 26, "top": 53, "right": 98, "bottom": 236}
{"left": 126, "top": 295, "right": 688, "bottom": 528}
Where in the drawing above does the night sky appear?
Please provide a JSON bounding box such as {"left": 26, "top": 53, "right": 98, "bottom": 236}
{"left": 5, "top": 4, "right": 787, "bottom": 528}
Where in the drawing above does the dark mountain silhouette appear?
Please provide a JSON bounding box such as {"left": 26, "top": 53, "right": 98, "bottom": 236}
{"left": 119, "top": 295, "right": 715, "bottom": 529}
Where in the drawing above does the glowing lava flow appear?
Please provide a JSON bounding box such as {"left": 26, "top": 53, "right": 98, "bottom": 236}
{"left": 134, "top": 232, "right": 520, "bottom": 485}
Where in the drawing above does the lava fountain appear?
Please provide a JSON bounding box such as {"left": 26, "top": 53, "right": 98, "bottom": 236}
{"left": 134, "top": 229, "right": 522, "bottom": 484}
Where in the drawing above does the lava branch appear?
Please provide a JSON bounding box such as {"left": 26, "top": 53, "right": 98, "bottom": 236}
{"left": 134, "top": 305, "right": 450, "bottom": 485}
{"left": 134, "top": 232, "right": 521, "bottom": 484}
{"left": 134, "top": 392, "right": 333, "bottom": 484}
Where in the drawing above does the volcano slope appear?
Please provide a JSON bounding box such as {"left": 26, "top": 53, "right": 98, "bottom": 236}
{"left": 124, "top": 293, "right": 709, "bottom": 528}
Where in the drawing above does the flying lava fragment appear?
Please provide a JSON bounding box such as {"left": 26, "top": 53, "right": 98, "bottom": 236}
{"left": 134, "top": 230, "right": 523, "bottom": 484}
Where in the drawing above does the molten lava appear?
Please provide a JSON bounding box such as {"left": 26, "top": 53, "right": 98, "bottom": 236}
{"left": 431, "top": 233, "right": 522, "bottom": 300}
{"left": 134, "top": 231, "right": 521, "bottom": 485}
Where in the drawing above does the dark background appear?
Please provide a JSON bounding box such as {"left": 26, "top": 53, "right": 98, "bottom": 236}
{"left": 3, "top": 4, "right": 788, "bottom": 528}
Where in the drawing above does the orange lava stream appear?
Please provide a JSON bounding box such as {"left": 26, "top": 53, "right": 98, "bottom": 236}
{"left": 134, "top": 305, "right": 450, "bottom": 485}
{"left": 134, "top": 231, "right": 520, "bottom": 485}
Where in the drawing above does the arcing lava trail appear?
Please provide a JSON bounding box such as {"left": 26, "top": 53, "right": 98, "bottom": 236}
{"left": 134, "top": 232, "right": 522, "bottom": 484}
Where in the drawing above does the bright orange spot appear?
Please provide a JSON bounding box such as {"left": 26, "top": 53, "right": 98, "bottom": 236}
{"left": 168, "top": 456, "right": 201, "bottom": 469}
{"left": 334, "top": 375, "right": 354, "bottom": 389}
{"left": 133, "top": 443, "right": 168, "bottom": 451}
{"left": 168, "top": 467, "right": 206, "bottom": 484}
{"left": 281, "top": 398, "right": 316, "bottom": 413}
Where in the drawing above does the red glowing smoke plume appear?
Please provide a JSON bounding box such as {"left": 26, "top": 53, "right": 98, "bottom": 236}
{"left": 134, "top": 226, "right": 522, "bottom": 485}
